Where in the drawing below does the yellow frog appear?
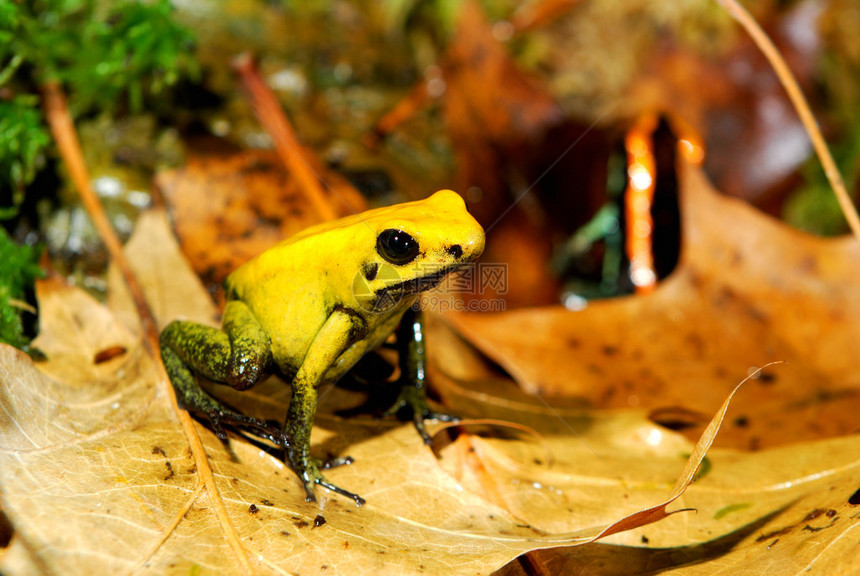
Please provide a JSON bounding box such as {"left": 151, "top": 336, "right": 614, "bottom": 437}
{"left": 160, "top": 190, "right": 485, "bottom": 505}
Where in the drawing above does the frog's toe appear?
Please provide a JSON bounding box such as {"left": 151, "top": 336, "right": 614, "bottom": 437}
{"left": 423, "top": 410, "right": 459, "bottom": 423}
{"left": 316, "top": 478, "right": 366, "bottom": 507}
{"left": 205, "top": 412, "right": 231, "bottom": 441}
{"left": 206, "top": 409, "right": 287, "bottom": 448}
{"left": 299, "top": 463, "right": 365, "bottom": 506}
{"left": 382, "top": 396, "right": 409, "bottom": 419}
{"left": 387, "top": 388, "right": 460, "bottom": 444}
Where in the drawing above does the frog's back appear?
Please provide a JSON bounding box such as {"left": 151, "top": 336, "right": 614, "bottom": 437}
{"left": 224, "top": 190, "right": 484, "bottom": 376}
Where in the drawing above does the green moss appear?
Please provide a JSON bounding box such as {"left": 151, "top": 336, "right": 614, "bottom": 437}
{"left": 0, "top": 98, "right": 51, "bottom": 214}
{"left": 0, "top": 0, "right": 197, "bottom": 213}
{"left": 0, "top": 228, "right": 43, "bottom": 352}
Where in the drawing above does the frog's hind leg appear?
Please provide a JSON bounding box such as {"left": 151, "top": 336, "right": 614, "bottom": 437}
{"left": 159, "top": 300, "right": 281, "bottom": 445}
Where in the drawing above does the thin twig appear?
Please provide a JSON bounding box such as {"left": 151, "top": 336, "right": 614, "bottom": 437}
{"left": 232, "top": 53, "right": 339, "bottom": 222}
{"left": 41, "top": 81, "right": 161, "bottom": 351}
{"left": 366, "top": 77, "right": 430, "bottom": 145}
{"left": 716, "top": 0, "right": 860, "bottom": 241}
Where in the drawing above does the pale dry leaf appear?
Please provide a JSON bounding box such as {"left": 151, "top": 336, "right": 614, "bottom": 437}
{"left": 508, "top": 456, "right": 860, "bottom": 575}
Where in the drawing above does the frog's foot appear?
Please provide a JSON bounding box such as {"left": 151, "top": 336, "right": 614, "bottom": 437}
{"left": 207, "top": 408, "right": 290, "bottom": 449}
{"left": 177, "top": 386, "right": 289, "bottom": 449}
{"left": 292, "top": 455, "right": 365, "bottom": 506}
{"left": 384, "top": 384, "right": 459, "bottom": 445}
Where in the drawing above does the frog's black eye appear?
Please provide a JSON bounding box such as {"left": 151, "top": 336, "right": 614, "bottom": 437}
{"left": 376, "top": 229, "right": 419, "bottom": 265}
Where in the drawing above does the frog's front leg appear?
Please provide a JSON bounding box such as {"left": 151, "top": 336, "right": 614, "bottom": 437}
{"left": 385, "top": 306, "right": 458, "bottom": 444}
{"left": 159, "top": 300, "right": 282, "bottom": 445}
{"left": 285, "top": 308, "right": 367, "bottom": 506}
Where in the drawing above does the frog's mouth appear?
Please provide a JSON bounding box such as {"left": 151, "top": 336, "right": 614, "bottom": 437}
{"left": 374, "top": 263, "right": 464, "bottom": 300}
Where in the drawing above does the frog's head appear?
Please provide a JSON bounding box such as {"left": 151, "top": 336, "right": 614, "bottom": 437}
{"left": 352, "top": 190, "right": 485, "bottom": 314}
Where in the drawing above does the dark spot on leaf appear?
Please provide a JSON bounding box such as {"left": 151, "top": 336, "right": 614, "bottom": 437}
{"left": 313, "top": 515, "right": 326, "bottom": 528}
{"left": 826, "top": 509, "right": 837, "bottom": 518}
{"left": 293, "top": 519, "right": 309, "bottom": 529}
{"left": 447, "top": 244, "right": 463, "bottom": 259}
{"left": 733, "top": 416, "right": 749, "bottom": 428}
{"left": 343, "top": 540, "right": 350, "bottom": 549}
{"left": 248, "top": 504, "right": 258, "bottom": 514}
{"left": 649, "top": 406, "right": 708, "bottom": 431}
{"left": 152, "top": 446, "right": 167, "bottom": 457}
{"left": 280, "top": 530, "right": 290, "bottom": 537}
{"left": 260, "top": 499, "right": 274, "bottom": 506}
{"left": 798, "top": 255, "right": 818, "bottom": 274}
{"left": 804, "top": 509, "right": 825, "bottom": 521}
{"left": 602, "top": 345, "right": 618, "bottom": 356}
{"left": 757, "top": 370, "right": 777, "bottom": 385}
{"left": 163, "top": 461, "right": 175, "bottom": 481}
{"left": 848, "top": 488, "right": 860, "bottom": 506}
{"left": 93, "top": 345, "right": 126, "bottom": 364}
{"left": 641, "top": 535, "right": 649, "bottom": 545}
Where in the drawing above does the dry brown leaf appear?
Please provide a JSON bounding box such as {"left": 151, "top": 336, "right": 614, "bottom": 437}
{"left": 446, "top": 158, "right": 860, "bottom": 451}
{"left": 426, "top": 315, "right": 860, "bottom": 553}
{"left": 155, "top": 146, "right": 367, "bottom": 288}
{"left": 497, "top": 463, "right": 860, "bottom": 576}
{"left": 505, "top": 447, "right": 860, "bottom": 575}
{"left": 0, "top": 209, "right": 777, "bottom": 575}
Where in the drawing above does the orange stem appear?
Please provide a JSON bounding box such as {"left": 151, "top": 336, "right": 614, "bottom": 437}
{"left": 369, "top": 78, "right": 430, "bottom": 142}
{"left": 41, "top": 81, "right": 160, "bottom": 352}
{"left": 232, "top": 53, "right": 339, "bottom": 222}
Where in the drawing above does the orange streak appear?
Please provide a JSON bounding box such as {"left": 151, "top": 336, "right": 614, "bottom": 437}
{"left": 624, "top": 115, "right": 658, "bottom": 294}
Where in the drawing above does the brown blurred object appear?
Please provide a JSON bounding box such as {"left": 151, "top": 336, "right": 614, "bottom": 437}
{"left": 510, "top": 0, "right": 584, "bottom": 34}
